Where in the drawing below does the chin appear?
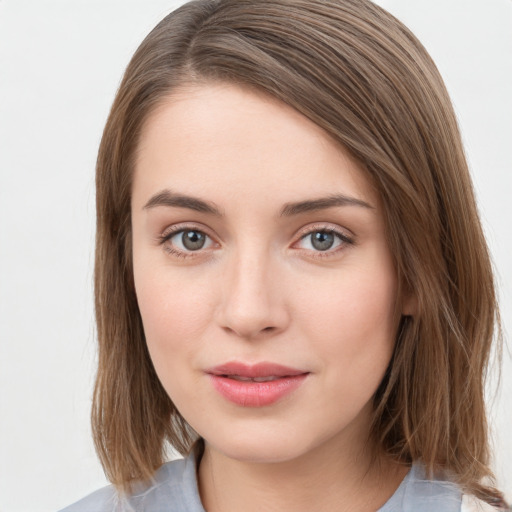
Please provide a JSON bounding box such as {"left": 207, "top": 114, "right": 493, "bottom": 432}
{"left": 201, "top": 425, "right": 306, "bottom": 464}
{"left": 217, "top": 442, "right": 303, "bottom": 465}
{"left": 202, "top": 421, "right": 341, "bottom": 466}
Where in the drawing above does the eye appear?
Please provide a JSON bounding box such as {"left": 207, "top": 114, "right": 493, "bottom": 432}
{"left": 295, "top": 228, "right": 353, "bottom": 254}
{"left": 160, "top": 228, "right": 216, "bottom": 255}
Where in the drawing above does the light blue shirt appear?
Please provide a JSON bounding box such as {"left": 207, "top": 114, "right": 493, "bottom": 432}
{"left": 60, "top": 451, "right": 463, "bottom": 512}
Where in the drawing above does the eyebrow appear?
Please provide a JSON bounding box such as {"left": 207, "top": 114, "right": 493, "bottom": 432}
{"left": 280, "top": 194, "right": 374, "bottom": 216}
{"left": 143, "top": 189, "right": 373, "bottom": 216}
{"left": 143, "top": 189, "right": 223, "bottom": 216}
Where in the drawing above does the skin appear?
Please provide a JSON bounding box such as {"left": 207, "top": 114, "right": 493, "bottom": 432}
{"left": 131, "top": 82, "right": 411, "bottom": 512}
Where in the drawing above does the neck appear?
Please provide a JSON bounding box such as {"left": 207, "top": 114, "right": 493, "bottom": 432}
{"left": 197, "top": 434, "right": 408, "bottom": 512}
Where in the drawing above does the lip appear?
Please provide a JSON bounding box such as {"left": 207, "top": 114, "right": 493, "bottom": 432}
{"left": 205, "top": 362, "right": 309, "bottom": 407}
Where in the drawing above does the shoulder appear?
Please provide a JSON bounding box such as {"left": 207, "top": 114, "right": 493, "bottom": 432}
{"left": 58, "top": 453, "right": 205, "bottom": 512}
{"left": 379, "top": 462, "right": 505, "bottom": 512}
{"left": 380, "top": 463, "right": 462, "bottom": 512}
{"left": 58, "top": 484, "right": 118, "bottom": 512}
{"left": 461, "top": 495, "right": 505, "bottom": 512}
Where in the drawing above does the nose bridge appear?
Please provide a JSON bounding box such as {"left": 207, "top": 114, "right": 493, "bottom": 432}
{"left": 217, "top": 242, "right": 286, "bottom": 339}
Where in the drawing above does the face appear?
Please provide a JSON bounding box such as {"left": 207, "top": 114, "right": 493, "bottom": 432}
{"left": 131, "top": 83, "right": 403, "bottom": 464}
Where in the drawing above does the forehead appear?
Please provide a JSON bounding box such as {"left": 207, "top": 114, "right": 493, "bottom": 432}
{"left": 132, "top": 82, "right": 378, "bottom": 212}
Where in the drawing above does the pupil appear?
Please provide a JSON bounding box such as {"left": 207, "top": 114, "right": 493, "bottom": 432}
{"left": 182, "top": 230, "right": 206, "bottom": 250}
{"left": 311, "top": 231, "right": 334, "bottom": 251}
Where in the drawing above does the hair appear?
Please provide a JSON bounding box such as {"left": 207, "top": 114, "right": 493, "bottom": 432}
{"left": 92, "top": 0, "right": 506, "bottom": 506}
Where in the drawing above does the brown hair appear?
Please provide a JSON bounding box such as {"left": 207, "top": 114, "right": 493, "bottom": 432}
{"left": 92, "top": 0, "right": 505, "bottom": 505}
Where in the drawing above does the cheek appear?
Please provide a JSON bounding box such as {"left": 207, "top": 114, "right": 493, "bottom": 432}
{"left": 296, "top": 259, "right": 398, "bottom": 364}
{"left": 299, "top": 265, "right": 398, "bottom": 421}
{"left": 134, "top": 267, "right": 214, "bottom": 372}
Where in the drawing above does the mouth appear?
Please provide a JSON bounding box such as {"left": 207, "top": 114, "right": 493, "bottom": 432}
{"left": 205, "top": 362, "right": 310, "bottom": 407}
{"left": 206, "top": 361, "right": 308, "bottom": 379}
{"left": 221, "top": 375, "right": 286, "bottom": 382}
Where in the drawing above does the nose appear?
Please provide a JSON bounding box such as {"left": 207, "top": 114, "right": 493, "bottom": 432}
{"left": 216, "top": 249, "right": 289, "bottom": 341}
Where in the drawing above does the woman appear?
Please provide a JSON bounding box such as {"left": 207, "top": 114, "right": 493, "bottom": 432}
{"left": 60, "top": 0, "right": 508, "bottom": 510}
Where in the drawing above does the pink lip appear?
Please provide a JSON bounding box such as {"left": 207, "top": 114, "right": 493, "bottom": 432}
{"left": 206, "top": 362, "right": 309, "bottom": 407}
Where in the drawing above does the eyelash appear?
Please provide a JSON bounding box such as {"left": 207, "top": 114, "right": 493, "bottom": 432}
{"left": 157, "top": 223, "right": 355, "bottom": 260}
{"left": 157, "top": 223, "right": 216, "bottom": 259}
{"left": 294, "top": 225, "right": 355, "bottom": 258}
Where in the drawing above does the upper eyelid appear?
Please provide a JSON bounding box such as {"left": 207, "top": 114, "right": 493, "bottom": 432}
{"left": 295, "top": 222, "right": 355, "bottom": 240}
{"left": 160, "top": 222, "right": 217, "bottom": 240}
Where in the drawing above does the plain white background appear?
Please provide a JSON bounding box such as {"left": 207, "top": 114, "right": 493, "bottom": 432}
{"left": 0, "top": 1, "right": 510, "bottom": 510}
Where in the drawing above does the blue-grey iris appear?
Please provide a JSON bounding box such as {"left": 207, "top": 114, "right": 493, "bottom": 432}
{"left": 182, "top": 230, "right": 206, "bottom": 250}
{"left": 311, "top": 231, "right": 335, "bottom": 251}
